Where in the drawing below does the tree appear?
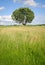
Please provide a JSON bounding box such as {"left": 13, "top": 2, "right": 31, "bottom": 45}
{"left": 11, "top": 8, "right": 34, "bottom": 25}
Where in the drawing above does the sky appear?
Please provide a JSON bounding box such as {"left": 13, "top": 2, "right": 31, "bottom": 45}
{"left": 0, "top": 0, "right": 45, "bottom": 25}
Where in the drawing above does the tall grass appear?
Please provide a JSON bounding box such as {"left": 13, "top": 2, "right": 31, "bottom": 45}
{"left": 0, "top": 26, "right": 45, "bottom": 65}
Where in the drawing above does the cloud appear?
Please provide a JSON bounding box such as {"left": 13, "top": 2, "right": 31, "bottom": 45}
{"left": 32, "top": 15, "right": 45, "bottom": 24}
{"left": 0, "top": 7, "right": 5, "bottom": 10}
{"left": 41, "top": 5, "right": 45, "bottom": 8}
{"left": 24, "top": 0, "right": 45, "bottom": 8}
{"left": 0, "top": 22, "right": 4, "bottom": 25}
{"left": 24, "top": 0, "right": 39, "bottom": 7}
{"left": 0, "top": 15, "right": 12, "bottom": 21}
{"left": 13, "top": 0, "right": 16, "bottom": 3}
{"left": 0, "top": 15, "right": 15, "bottom": 25}
{"left": 12, "top": 0, "right": 45, "bottom": 8}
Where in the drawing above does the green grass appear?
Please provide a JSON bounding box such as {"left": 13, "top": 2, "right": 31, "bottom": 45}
{"left": 0, "top": 26, "right": 45, "bottom": 65}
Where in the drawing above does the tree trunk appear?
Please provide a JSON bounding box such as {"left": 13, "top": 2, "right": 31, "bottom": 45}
{"left": 22, "top": 22, "right": 26, "bottom": 25}
{"left": 22, "top": 16, "right": 27, "bottom": 25}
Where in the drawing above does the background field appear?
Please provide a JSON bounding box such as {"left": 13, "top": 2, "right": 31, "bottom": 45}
{"left": 0, "top": 26, "right": 45, "bottom": 65}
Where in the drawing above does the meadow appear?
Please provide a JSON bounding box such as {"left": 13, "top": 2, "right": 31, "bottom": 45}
{"left": 0, "top": 26, "right": 45, "bottom": 65}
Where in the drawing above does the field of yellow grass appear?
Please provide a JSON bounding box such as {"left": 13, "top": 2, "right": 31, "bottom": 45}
{"left": 0, "top": 26, "right": 45, "bottom": 65}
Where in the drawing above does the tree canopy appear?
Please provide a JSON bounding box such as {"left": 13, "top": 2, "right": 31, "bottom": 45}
{"left": 11, "top": 8, "right": 34, "bottom": 25}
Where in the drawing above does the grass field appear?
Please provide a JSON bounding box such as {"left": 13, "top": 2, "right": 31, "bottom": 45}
{"left": 0, "top": 26, "right": 45, "bottom": 65}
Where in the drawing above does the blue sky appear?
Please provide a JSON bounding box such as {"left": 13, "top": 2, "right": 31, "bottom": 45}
{"left": 0, "top": 0, "right": 45, "bottom": 25}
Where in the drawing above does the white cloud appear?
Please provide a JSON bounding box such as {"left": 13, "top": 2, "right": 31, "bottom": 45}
{"left": 13, "top": 0, "right": 22, "bottom": 3}
{"left": 0, "top": 15, "right": 12, "bottom": 21}
{"left": 12, "top": 0, "right": 45, "bottom": 8}
{"left": 24, "top": 0, "right": 39, "bottom": 7}
{"left": 32, "top": 15, "right": 45, "bottom": 24}
{"left": 13, "top": 0, "right": 16, "bottom": 3}
{"left": 42, "top": 5, "right": 45, "bottom": 8}
{"left": 24, "top": 0, "right": 45, "bottom": 8}
{"left": 0, "top": 15, "right": 14, "bottom": 25}
{"left": 0, "top": 7, "right": 5, "bottom": 10}
{"left": 0, "top": 22, "right": 4, "bottom": 25}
